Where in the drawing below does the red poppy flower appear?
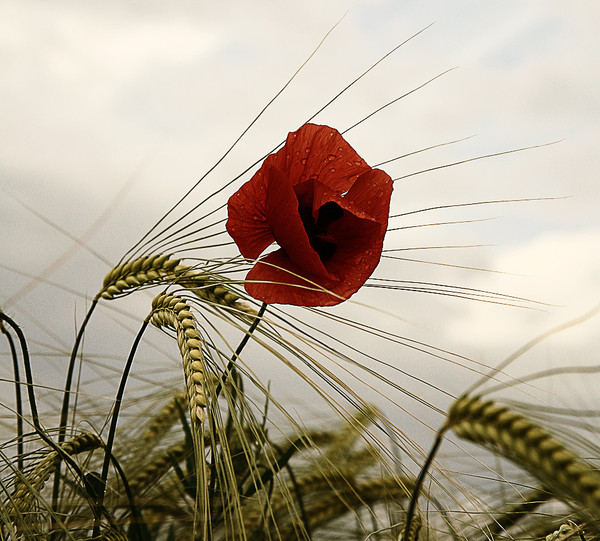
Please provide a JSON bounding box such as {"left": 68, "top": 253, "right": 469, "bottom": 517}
{"left": 226, "top": 123, "right": 393, "bottom": 306}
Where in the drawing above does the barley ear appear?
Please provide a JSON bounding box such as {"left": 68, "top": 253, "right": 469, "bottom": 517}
{"left": 150, "top": 292, "right": 209, "bottom": 424}
{"left": 399, "top": 512, "right": 422, "bottom": 541}
{"left": 545, "top": 521, "right": 584, "bottom": 541}
{"left": 127, "top": 440, "right": 187, "bottom": 493}
{"left": 447, "top": 395, "right": 600, "bottom": 516}
{"left": 9, "top": 432, "right": 102, "bottom": 524}
{"left": 139, "top": 391, "right": 187, "bottom": 445}
{"left": 149, "top": 290, "right": 209, "bottom": 539}
{"left": 98, "top": 254, "right": 183, "bottom": 300}
{"left": 177, "top": 269, "right": 258, "bottom": 316}
{"left": 98, "top": 254, "right": 257, "bottom": 316}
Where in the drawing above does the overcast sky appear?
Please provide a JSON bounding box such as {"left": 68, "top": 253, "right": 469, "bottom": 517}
{"left": 1, "top": 2, "right": 600, "bottom": 435}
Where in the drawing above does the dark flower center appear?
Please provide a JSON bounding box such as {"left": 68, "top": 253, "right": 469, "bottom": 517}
{"left": 298, "top": 201, "right": 344, "bottom": 264}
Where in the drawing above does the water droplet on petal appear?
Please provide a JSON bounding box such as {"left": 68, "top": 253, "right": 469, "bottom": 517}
{"left": 301, "top": 158, "right": 307, "bottom": 165}
{"left": 354, "top": 160, "right": 362, "bottom": 166}
{"left": 327, "top": 154, "right": 336, "bottom": 161}
{"left": 330, "top": 168, "right": 336, "bottom": 173}
{"left": 305, "top": 147, "right": 311, "bottom": 153}
{"left": 346, "top": 161, "right": 353, "bottom": 166}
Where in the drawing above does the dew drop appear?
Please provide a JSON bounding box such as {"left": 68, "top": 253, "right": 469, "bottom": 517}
{"left": 354, "top": 160, "right": 362, "bottom": 166}
{"left": 337, "top": 147, "right": 343, "bottom": 152}
{"left": 301, "top": 158, "right": 307, "bottom": 165}
{"left": 327, "top": 154, "right": 336, "bottom": 161}
{"left": 330, "top": 168, "right": 336, "bottom": 173}
{"left": 346, "top": 161, "right": 353, "bottom": 166}
{"left": 305, "top": 147, "right": 311, "bottom": 153}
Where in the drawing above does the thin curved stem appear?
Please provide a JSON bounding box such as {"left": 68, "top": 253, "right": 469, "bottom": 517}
{"left": 92, "top": 318, "right": 150, "bottom": 537}
{"left": 51, "top": 298, "right": 98, "bottom": 520}
{"left": 1, "top": 322, "right": 24, "bottom": 470}
{"left": 216, "top": 302, "right": 267, "bottom": 398}
{"left": 208, "top": 302, "right": 267, "bottom": 528}
{"left": 0, "top": 312, "right": 100, "bottom": 526}
{"left": 404, "top": 428, "right": 446, "bottom": 538}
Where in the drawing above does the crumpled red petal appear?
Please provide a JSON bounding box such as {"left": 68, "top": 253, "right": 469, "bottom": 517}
{"left": 264, "top": 166, "right": 333, "bottom": 279}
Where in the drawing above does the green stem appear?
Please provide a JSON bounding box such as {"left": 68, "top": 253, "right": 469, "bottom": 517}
{"left": 1, "top": 322, "right": 24, "bottom": 470}
{"left": 92, "top": 318, "right": 149, "bottom": 537}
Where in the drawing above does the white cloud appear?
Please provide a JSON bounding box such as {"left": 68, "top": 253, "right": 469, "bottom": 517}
{"left": 444, "top": 228, "right": 600, "bottom": 351}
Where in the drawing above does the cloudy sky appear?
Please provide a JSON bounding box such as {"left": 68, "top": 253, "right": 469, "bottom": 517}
{"left": 1, "top": 1, "right": 599, "bottom": 431}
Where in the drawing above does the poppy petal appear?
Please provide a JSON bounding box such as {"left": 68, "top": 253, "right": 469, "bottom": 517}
{"left": 244, "top": 249, "right": 346, "bottom": 306}
{"left": 226, "top": 169, "right": 274, "bottom": 259}
{"left": 343, "top": 168, "right": 394, "bottom": 224}
{"left": 264, "top": 165, "right": 333, "bottom": 279}
{"left": 269, "top": 124, "right": 372, "bottom": 193}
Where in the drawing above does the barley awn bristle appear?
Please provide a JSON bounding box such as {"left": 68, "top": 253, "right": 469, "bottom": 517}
{"left": 447, "top": 395, "right": 600, "bottom": 516}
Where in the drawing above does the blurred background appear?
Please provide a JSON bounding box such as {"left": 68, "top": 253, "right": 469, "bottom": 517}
{"left": 1, "top": 1, "right": 599, "bottom": 434}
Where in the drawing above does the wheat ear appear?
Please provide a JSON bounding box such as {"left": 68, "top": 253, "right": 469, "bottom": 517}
{"left": 399, "top": 512, "right": 422, "bottom": 541}
{"left": 98, "top": 526, "right": 128, "bottom": 541}
{"left": 447, "top": 395, "right": 600, "bottom": 516}
{"left": 98, "top": 254, "right": 184, "bottom": 299}
{"left": 9, "top": 432, "right": 102, "bottom": 519}
{"left": 483, "top": 487, "right": 551, "bottom": 538}
{"left": 150, "top": 292, "right": 209, "bottom": 424}
{"left": 127, "top": 440, "right": 187, "bottom": 493}
{"left": 98, "top": 254, "right": 256, "bottom": 315}
{"left": 150, "top": 291, "right": 211, "bottom": 539}
{"left": 139, "top": 391, "right": 188, "bottom": 445}
{"left": 545, "top": 521, "right": 584, "bottom": 541}
{"left": 282, "top": 477, "right": 414, "bottom": 539}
